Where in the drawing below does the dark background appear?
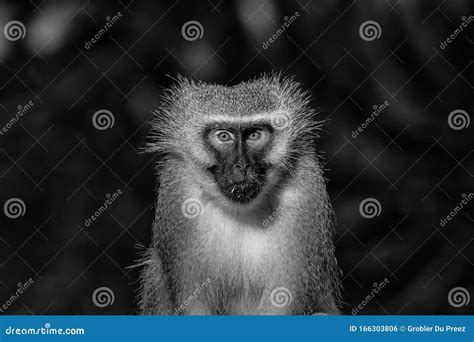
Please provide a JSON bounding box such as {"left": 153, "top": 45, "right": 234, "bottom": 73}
{"left": 0, "top": 0, "right": 473, "bottom": 315}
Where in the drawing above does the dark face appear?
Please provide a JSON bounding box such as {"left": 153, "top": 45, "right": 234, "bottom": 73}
{"left": 205, "top": 123, "right": 273, "bottom": 203}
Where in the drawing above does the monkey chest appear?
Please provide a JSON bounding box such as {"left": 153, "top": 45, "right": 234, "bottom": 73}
{"left": 196, "top": 209, "right": 280, "bottom": 273}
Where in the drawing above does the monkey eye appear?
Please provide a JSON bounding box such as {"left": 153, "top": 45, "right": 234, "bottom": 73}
{"left": 247, "top": 131, "right": 262, "bottom": 141}
{"left": 215, "top": 130, "right": 233, "bottom": 144}
{"left": 246, "top": 128, "right": 270, "bottom": 147}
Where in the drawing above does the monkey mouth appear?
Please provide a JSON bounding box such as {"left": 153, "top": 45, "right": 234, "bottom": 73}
{"left": 221, "top": 178, "right": 263, "bottom": 203}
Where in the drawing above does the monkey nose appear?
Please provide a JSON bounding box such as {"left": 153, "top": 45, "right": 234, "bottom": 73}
{"left": 234, "top": 162, "right": 249, "bottom": 171}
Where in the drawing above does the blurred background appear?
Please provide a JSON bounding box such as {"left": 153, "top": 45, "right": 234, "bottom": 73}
{"left": 0, "top": 0, "right": 472, "bottom": 315}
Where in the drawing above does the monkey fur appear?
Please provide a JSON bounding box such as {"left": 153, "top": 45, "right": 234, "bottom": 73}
{"left": 139, "top": 74, "right": 341, "bottom": 315}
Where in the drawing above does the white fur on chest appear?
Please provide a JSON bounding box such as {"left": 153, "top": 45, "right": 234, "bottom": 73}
{"left": 196, "top": 204, "right": 277, "bottom": 271}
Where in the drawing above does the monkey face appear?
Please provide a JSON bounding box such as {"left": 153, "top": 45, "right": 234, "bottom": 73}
{"left": 205, "top": 124, "right": 272, "bottom": 203}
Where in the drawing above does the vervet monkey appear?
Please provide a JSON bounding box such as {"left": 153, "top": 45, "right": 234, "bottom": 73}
{"left": 140, "top": 74, "right": 340, "bottom": 315}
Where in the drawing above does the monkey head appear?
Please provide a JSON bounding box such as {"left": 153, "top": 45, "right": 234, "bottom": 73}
{"left": 147, "top": 74, "right": 323, "bottom": 207}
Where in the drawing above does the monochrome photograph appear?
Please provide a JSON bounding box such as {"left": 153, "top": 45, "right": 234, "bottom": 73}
{"left": 0, "top": 0, "right": 472, "bottom": 319}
